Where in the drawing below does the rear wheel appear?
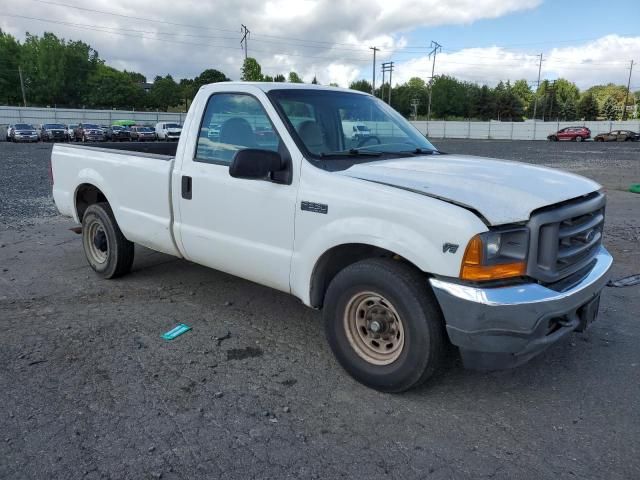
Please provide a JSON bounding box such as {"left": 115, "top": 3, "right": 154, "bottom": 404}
{"left": 82, "top": 203, "right": 134, "bottom": 279}
{"left": 575, "top": 136, "right": 583, "bottom": 142}
{"left": 323, "top": 258, "right": 446, "bottom": 392}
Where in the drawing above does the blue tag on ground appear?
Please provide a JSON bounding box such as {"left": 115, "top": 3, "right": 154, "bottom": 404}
{"left": 162, "top": 323, "right": 192, "bottom": 340}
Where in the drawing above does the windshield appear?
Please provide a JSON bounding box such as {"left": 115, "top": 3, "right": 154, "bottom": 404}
{"left": 139, "top": 127, "right": 153, "bottom": 132}
{"left": 15, "top": 124, "right": 33, "bottom": 130}
{"left": 44, "top": 124, "right": 65, "bottom": 129}
{"left": 166, "top": 123, "right": 180, "bottom": 128}
{"left": 83, "top": 124, "right": 99, "bottom": 129}
{"left": 268, "top": 89, "right": 436, "bottom": 162}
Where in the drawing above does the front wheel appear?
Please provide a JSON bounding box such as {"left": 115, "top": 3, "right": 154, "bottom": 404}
{"left": 323, "top": 258, "right": 446, "bottom": 392}
{"left": 82, "top": 203, "right": 135, "bottom": 279}
{"left": 575, "top": 136, "right": 583, "bottom": 142}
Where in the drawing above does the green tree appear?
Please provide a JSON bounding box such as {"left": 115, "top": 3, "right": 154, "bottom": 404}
{"left": 431, "top": 75, "right": 467, "bottom": 119}
{"left": 559, "top": 98, "right": 578, "bottom": 121}
{"left": 0, "top": 30, "right": 22, "bottom": 105}
{"left": 494, "top": 81, "right": 524, "bottom": 121}
{"left": 601, "top": 96, "right": 618, "bottom": 120}
{"left": 193, "top": 69, "right": 229, "bottom": 90}
{"left": 241, "top": 57, "right": 263, "bottom": 81}
{"left": 263, "top": 75, "right": 274, "bottom": 82}
{"left": 349, "top": 79, "right": 372, "bottom": 93}
{"left": 288, "top": 71, "right": 303, "bottom": 83}
{"left": 512, "top": 79, "right": 533, "bottom": 113}
{"left": 474, "top": 85, "right": 495, "bottom": 120}
{"left": 149, "top": 74, "right": 181, "bottom": 110}
{"left": 83, "top": 64, "right": 144, "bottom": 109}
{"left": 311, "top": 75, "right": 318, "bottom": 84}
{"left": 273, "top": 74, "right": 286, "bottom": 82}
{"left": 577, "top": 93, "right": 599, "bottom": 120}
{"left": 20, "top": 32, "right": 99, "bottom": 107}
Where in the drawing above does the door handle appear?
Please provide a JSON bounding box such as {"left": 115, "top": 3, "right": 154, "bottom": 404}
{"left": 181, "top": 175, "right": 192, "bottom": 200}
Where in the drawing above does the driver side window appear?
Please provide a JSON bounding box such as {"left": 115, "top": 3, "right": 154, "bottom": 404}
{"left": 195, "top": 93, "right": 281, "bottom": 165}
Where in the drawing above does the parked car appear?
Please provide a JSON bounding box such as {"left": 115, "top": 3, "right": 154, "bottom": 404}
{"left": 593, "top": 130, "right": 640, "bottom": 142}
{"left": 52, "top": 82, "right": 612, "bottom": 392}
{"left": 40, "top": 123, "right": 69, "bottom": 142}
{"left": 547, "top": 127, "right": 591, "bottom": 142}
{"left": 73, "top": 123, "right": 106, "bottom": 142}
{"left": 108, "top": 125, "right": 132, "bottom": 142}
{"left": 10, "top": 123, "right": 39, "bottom": 142}
{"left": 155, "top": 122, "right": 182, "bottom": 141}
{"left": 130, "top": 126, "right": 156, "bottom": 142}
{"left": 67, "top": 124, "right": 78, "bottom": 140}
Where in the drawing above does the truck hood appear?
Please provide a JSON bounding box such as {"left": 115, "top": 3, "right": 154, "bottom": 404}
{"left": 338, "top": 154, "right": 601, "bottom": 225}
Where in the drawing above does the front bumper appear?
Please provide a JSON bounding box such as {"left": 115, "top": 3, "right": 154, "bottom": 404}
{"left": 15, "top": 134, "right": 38, "bottom": 142}
{"left": 430, "top": 246, "right": 613, "bottom": 370}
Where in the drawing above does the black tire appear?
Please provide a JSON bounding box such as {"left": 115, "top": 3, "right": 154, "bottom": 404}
{"left": 81, "top": 202, "right": 134, "bottom": 279}
{"left": 575, "top": 136, "right": 583, "bottom": 142}
{"left": 323, "top": 258, "right": 446, "bottom": 392}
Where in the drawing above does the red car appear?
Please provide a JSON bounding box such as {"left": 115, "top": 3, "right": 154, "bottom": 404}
{"left": 547, "top": 126, "right": 591, "bottom": 142}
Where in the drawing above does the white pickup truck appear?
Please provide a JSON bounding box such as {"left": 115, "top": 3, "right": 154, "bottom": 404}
{"left": 52, "top": 82, "right": 612, "bottom": 392}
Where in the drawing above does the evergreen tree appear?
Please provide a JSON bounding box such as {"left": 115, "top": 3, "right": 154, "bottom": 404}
{"left": 349, "top": 79, "right": 372, "bottom": 93}
{"left": 601, "top": 96, "right": 618, "bottom": 120}
{"left": 577, "top": 93, "right": 599, "bottom": 120}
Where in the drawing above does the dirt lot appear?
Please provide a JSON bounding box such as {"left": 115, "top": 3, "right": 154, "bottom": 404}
{"left": 1, "top": 140, "right": 639, "bottom": 480}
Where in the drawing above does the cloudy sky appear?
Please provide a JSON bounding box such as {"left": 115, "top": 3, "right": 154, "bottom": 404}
{"left": 1, "top": 0, "right": 639, "bottom": 89}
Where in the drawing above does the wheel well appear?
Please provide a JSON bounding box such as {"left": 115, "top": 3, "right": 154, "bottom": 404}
{"left": 310, "top": 243, "right": 415, "bottom": 309}
{"left": 75, "top": 184, "right": 108, "bottom": 222}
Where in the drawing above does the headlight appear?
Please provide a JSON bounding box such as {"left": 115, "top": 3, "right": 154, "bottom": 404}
{"left": 460, "top": 228, "right": 529, "bottom": 281}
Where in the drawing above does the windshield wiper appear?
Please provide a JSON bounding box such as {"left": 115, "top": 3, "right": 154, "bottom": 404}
{"left": 320, "top": 149, "right": 382, "bottom": 158}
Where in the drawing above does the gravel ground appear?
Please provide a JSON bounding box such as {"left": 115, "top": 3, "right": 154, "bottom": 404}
{"left": 1, "top": 140, "right": 639, "bottom": 480}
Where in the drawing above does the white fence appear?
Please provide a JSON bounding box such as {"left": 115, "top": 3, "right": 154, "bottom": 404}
{"left": 410, "top": 120, "right": 640, "bottom": 140}
{"left": 2, "top": 105, "right": 640, "bottom": 141}
{"left": 0, "top": 106, "right": 186, "bottom": 126}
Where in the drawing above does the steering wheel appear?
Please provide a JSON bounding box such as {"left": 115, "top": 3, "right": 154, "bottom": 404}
{"left": 356, "top": 135, "right": 381, "bottom": 148}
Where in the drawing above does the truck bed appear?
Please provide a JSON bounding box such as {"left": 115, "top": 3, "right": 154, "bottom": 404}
{"left": 79, "top": 141, "right": 179, "bottom": 157}
{"left": 51, "top": 143, "right": 180, "bottom": 257}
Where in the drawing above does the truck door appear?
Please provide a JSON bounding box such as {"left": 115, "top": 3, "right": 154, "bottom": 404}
{"left": 174, "top": 91, "right": 298, "bottom": 293}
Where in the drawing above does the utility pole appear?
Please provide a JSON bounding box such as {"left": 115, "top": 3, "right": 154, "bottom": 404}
{"left": 622, "top": 59, "right": 634, "bottom": 120}
{"left": 369, "top": 47, "right": 379, "bottom": 95}
{"left": 410, "top": 97, "right": 420, "bottom": 120}
{"left": 426, "top": 41, "right": 442, "bottom": 122}
{"left": 240, "top": 24, "right": 250, "bottom": 60}
{"left": 18, "top": 66, "right": 27, "bottom": 107}
{"left": 381, "top": 62, "right": 394, "bottom": 105}
{"left": 532, "top": 53, "right": 543, "bottom": 120}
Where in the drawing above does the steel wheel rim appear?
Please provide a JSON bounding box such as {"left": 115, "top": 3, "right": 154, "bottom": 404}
{"left": 86, "top": 220, "right": 109, "bottom": 264}
{"left": 343, "top": 291, "right": 405, "bottom": 365}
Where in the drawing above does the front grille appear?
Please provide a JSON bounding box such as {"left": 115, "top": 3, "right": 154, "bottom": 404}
{"left": 527, "top": 192, "right": 605, "bottom": 283}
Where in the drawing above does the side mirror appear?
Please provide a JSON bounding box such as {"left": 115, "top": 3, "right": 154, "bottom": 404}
{"left": 229, "top": 149, "right": 283, "bottom": 180}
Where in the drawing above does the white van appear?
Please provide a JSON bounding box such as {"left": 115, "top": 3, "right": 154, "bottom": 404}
{"left": 155, "top": 122, "right": 182, "bottom": 141}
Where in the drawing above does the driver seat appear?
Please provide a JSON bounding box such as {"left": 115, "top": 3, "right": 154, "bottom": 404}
{"left": 297, "top": 121, "right": 326, "bottom": 154}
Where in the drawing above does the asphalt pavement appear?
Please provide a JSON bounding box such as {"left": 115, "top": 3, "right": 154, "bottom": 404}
{"left": 1, "top": 140, "right": 639, "bottom": 479}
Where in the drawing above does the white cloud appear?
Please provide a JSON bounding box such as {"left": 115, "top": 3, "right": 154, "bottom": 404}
{"left": 0, "top": 0, "right": 540, "bottom": 85}
{"left": 392, "top": 35, "right": 640, "bottom": 89}
{"left": 5, "top": 0, "right": 637, "bottom": 91}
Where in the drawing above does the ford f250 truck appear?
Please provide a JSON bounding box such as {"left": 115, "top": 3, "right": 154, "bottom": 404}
{"left": 51, "top": 82, "right": 612, "bottom": 392}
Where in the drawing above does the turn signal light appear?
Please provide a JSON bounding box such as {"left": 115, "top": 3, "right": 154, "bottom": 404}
{"left": 460, "top": 234, "right": 526, "bottom": 281}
